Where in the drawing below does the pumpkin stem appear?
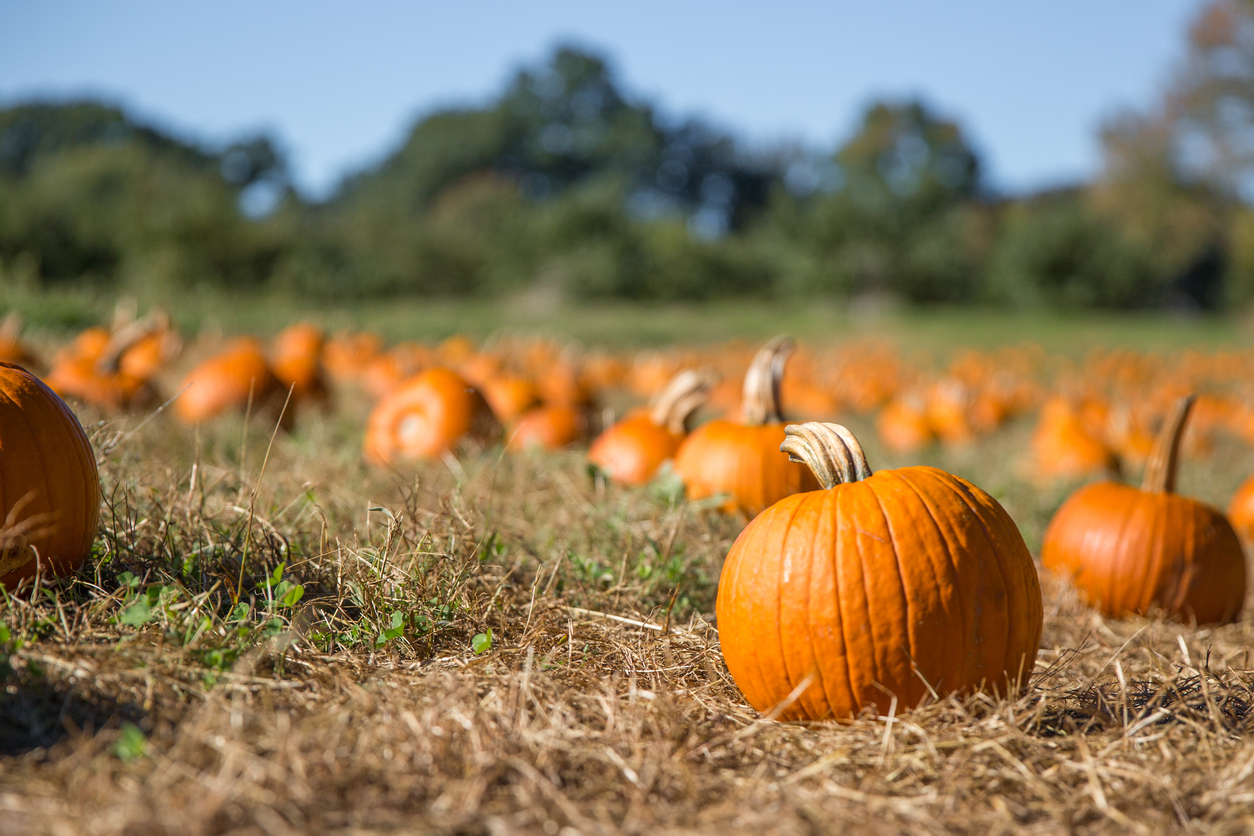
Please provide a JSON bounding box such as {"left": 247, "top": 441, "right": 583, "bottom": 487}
{"left": 741, "top": 335, "right": 794, "bottom": 426}
{"left": 1141, "top": 394, "right": 1197, "bottom": 494}
{"left": 780, "top": 422, "right": 873, "bottom": 489}
{"left": 649, "top": 368, "right": 718, "bottom": 434}
{"left": 96, "top": 316, "right": 159, "bottom": 375}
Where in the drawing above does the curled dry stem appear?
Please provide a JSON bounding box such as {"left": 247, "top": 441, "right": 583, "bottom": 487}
{"left": 649, "top": 368, "right": 719, "bottom": 434}
{"left": 741, "top": 335, "right": 794, "bottom": 426}
{"left": 780, "top": 422, "right": 873, "bottom": 489}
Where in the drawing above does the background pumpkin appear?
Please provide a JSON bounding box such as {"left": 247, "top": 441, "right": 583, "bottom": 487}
{"left": 507, "top": 404, "right": 585, "bottom": 452}
{"left": 0, "top": 362, "right": 100, "bottom": 590}
{"left": 588, "top": 368, "right": 716, "bottom": 486}
{"left": 1041, "top": 395, "right": 1246, "bottom": 624}
{"left": 364, "top": 368, "right": 496, "bottom": 465}
{"left": 717, "top": 422, "right": 1043, "bottom": 722}
{"left": 175, "top": 337, "right": 289, "bottom": 428}
{"left": 673, "top": 336, "right": 818, "bottom": 516}
{"left": 1229, "top": 472, "right": 1254, "bottom": 543}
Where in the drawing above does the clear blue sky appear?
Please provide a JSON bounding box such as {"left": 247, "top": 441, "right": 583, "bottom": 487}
{"left": 0, "top": 1, "right": 1202, "bottom": 198}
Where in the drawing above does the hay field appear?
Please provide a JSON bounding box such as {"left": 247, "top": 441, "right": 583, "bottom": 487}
{"left": 4, "top": 320, "right": 1254, "bottom": 835}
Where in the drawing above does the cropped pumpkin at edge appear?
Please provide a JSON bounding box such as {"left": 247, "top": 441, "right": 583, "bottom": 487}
{"left": 673, "top": 336, "right": 819, "bottom": 516}
{"left": 1042, "top": 395, "right": 1247, "bottom": 625}
{"left": 716, "top": 421, "right": 1043, "bottom": 723}
{"left": 588, "top": 368, "right": 717, "bottom": 486}
{"left": 0, "top": 361, "right": 101, "bottom": 591}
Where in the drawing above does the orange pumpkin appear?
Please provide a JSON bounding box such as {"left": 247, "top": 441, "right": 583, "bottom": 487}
{"left": 0, "top": 313, "right": 39, "bottom": 369}
{"left": 507, "top": 404, "right": 586, "bottom": 452}
{"left": 1042, "top": 395, "right": 1246, "bottom": 624}
{"left": 364, "top": 368, "right": 496, "bottom": 465}
{"left": 362, "top": 342, "right": 432, "bottom": 399}
{"left": 323, "top": 330, "right": 384, "bottom": 382}
{"left": 480, "top": 375, "right": 542, "bottom": 425}
{"left": 1229, "top": 473, "right": 1254, "bottom": 543}
{"left": 45, "top": 319, "right": 160, "bottom": 412}
{"left": 0, "top": 362, "right": 101, "bottom": 590}
{"left": 1030, "top": 396, "right": 1120, "bottom": 481}
{"left": 876, "top": 394, "right": 934, "bottom": 454}
{"left": 588, "top": 369, "right": 715, "bottom": 485}
{"left": 176, "top": 337, "right": 288, "bottom": 427}
{"left": 270, "top": 322, "right": 330, "bottom": 405}
{"left": 116, "top": 312, "right": 181, "bottom": 380}
{"left": 673, "top": 337, "right": 819, "bottom": 516}
{"left": 717, "top": 422, "right": 1042, "bottom": 721}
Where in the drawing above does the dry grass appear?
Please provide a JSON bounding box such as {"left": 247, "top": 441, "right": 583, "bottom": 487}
{"left": 4, "top": 368, "right": 1254, "bottom": 834}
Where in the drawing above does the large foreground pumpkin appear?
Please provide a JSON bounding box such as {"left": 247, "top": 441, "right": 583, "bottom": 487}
{"left": 0, "top": 362, "right": 100, "bottom": 590}
{"left": 717, "top": 422, "right": 1043, "bottom": 722}
{"left": 673, "top": 337, "right": 818, "bottom": 516}
{"left": 1041, "top": 395, "right": 1246, "bottom": 624}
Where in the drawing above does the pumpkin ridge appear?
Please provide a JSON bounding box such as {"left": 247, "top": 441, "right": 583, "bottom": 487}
{"left": 848, "top": 478, "right": 892, "bottom": 712}
{"left": 865, "top": 476, "right": 919, "bottom": 708}
{"left": 1166, "top": 499, "right": 1195, "bottom": 615}
{"left": 14, "top": 386, "right": 56, "bottom": 575}
{"left": 53, "top": 385, "right": 96, "bottom": 566}
{"left": 805, "top": 488, "right": 839, "bottom": 719}
{"left": 773, "top": 490, "right": 815, "bottom": 715}
{"left": 890, "top": 468, "right": 972, "bottom": 692}
{"left": 831, "top": 482, "right": 861, "bottom": 717}
{"left": 723, "top": 504, "right": 779, "bottom": 711}
{"left": 1142, "top": 495, "right": 1170, "bottom": 615}
{"left": 748, "top": 506, "right": 792, "bottom": 712}
{"left": 924, "top": 468, "right": 1020, "bottom": 692}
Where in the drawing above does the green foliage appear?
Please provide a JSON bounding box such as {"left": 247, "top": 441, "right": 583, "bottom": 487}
{"left": 987, "top": 193, "right": 1163, "bottom": 309}
{"left": 112, "top": 722, "right": 148, "bottom": 762}
{"left": 0, "top": 40, "right": 1246, "bottom": 310}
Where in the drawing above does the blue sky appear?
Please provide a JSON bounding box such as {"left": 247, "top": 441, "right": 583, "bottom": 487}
{"left": 0, "top": 1, "right": 1202, "bottom": 198}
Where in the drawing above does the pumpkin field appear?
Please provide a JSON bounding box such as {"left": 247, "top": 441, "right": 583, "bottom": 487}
{"left": 4, "top": 302, "right": 1254, "bottom": 835}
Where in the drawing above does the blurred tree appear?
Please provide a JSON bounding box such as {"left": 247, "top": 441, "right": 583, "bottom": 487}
{"left": 987, "top": 190, "right": 1161, "bottom": 309}
{"left": 0, "top": 102, "right": 284, "bottom": 294}
{"left": 757, "top": 100, "right": 987, "bottom": 302}
{"left": 1095, "top": 0, "right": 1254, "bottom": 309}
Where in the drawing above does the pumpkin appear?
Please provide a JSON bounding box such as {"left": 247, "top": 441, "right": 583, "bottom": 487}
{"left": 480, "top": 375, "right": 542, "bottom": 425}
{"left": 0, "top": 362, "right": 100, "bottom": 590}
{"left": 717, "top": 422, "right": 1042, "bottom": 721}
{"left": 323, "top": 330, "right": 384, "bottom": 383}
{"left": 1042, "top": 395, "right": 1246, "bottom": 624}
{"left": 175, "top": 337, "right": 289, "bottom": 428}
{"left": 506, "top": 404, "right": 586, "bottom": 452}
{"left": 362, "top": 342, "right": 433, "bottom": 399}
{"left": 364, "top": 368, "right": 496, "bottom": 465}
{"left": 45, "top": 318, "right": 160, "bottom": 412}
{"left": 673, "top": 336, "right": 819, "bottom": 516}
{"left": 1229, "top": 473, "right": 1254, "bottom": 543}
{"left": 270, "top": 322, "right": 330, "bottom": 405}
{"left": 116, "top": 312, "right": 181, "bottom": 380}
{"left": 1030, "top": 396, "right": 1120, "bottom": 481}
{"left": 588, "top": 369, "right": 716, "bottom": 486}
{"left": 0, "top": 313, "right": 39, "bottom": 369}
{"left": 876, "top": 394, "right": 934, "bottom": 454}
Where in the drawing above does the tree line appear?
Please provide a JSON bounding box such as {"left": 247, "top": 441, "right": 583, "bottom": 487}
{"left": 4, "top": 1, "right": 1254, "bottom": 310}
